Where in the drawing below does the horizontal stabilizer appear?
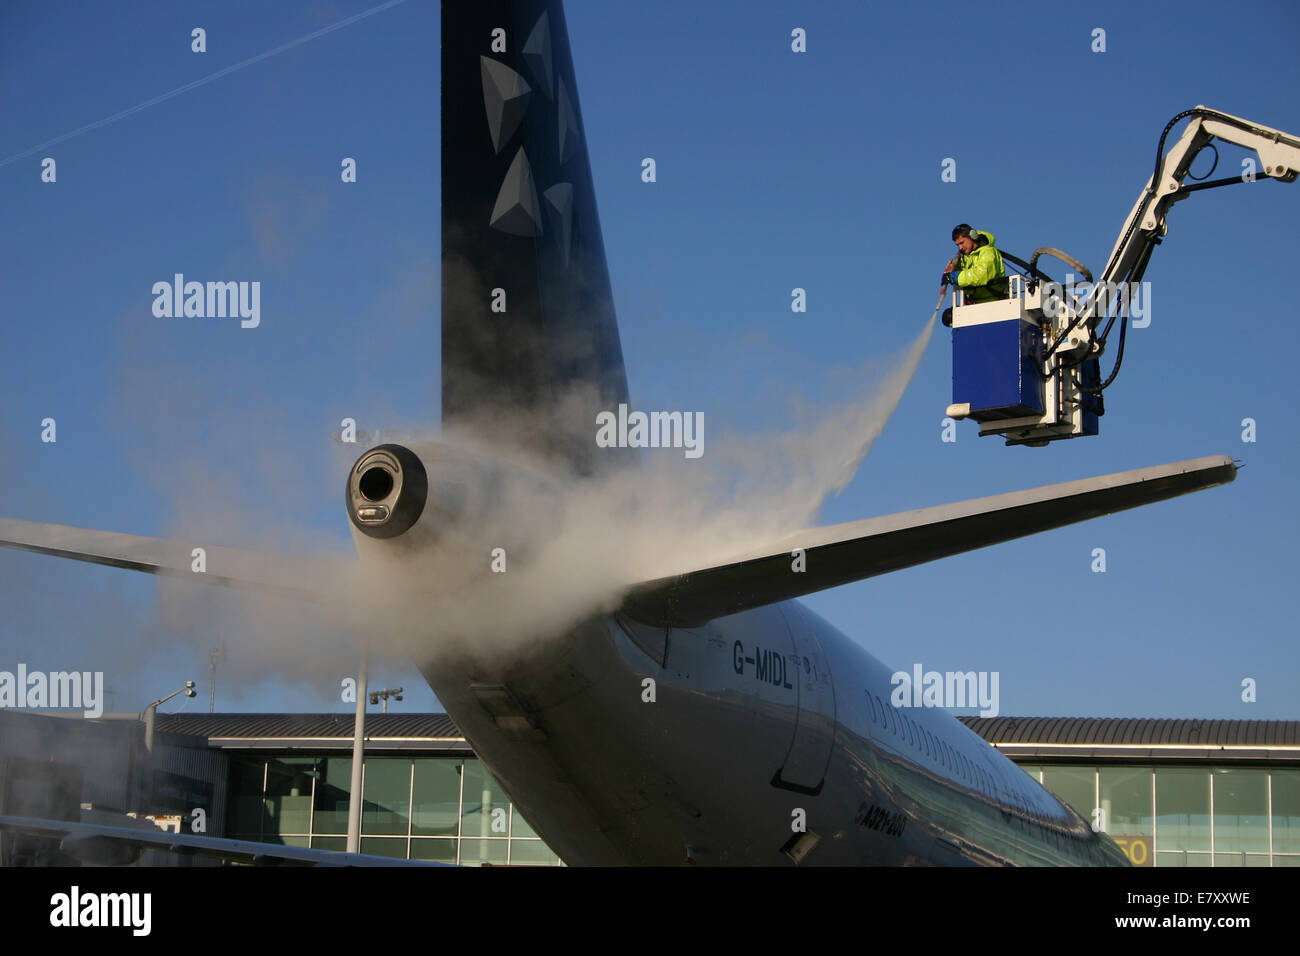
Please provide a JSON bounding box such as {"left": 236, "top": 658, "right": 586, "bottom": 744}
{"left": 0, "top": 814, "right": 444, "bottom": 866}
{"left": 0, "top": 516, "right": 351, "bottom": 602}
{"left": 621, "top": 455, "right": 1237, "bottom": 627}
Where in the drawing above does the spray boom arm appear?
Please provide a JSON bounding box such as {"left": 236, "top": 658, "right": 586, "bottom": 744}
{"left": 946, "top": 106, "right": 1300, "bottom": 447}
{"left": 1095, "top": 106, "right": 1300, "bottom": 297}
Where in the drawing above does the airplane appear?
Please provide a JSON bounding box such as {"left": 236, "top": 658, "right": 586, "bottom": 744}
{"left": 0, "top": 0, "right": 1250, "bottom": 866}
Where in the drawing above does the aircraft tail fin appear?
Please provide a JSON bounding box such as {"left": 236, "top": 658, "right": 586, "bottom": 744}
{"left": 442, "top": 0, "right": 631, "bottom": 475}
{"left": 620, "top": 455, "right": 1237, "bottom": 626}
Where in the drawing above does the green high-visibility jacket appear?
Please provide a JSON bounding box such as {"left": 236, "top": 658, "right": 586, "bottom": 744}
{"left": 956, "top": 230, "right": 1008, "bottom": 303}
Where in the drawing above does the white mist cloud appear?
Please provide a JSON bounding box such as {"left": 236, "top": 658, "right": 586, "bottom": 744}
{"left": 1, "top": 312, "right": 934, "bottom": 702}
{"left": 351, "top": 315, "right": 936, "bottom": 668}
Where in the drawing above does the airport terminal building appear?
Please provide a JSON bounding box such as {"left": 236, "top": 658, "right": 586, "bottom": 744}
{"left": 962, "top": 717, "right": 1299, "bottom": 867}
{"left": 1, "top": 710, "right": 1296, "bottom": 866}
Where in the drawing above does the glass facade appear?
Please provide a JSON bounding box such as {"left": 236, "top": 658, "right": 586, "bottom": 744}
{"left": 1014, "top": 761, "right": 1299, "bottom": 867}
{"left": 1271, "top": 770, "right": 1300, "bottom": 853}
{"left": 223, "top": 748, "right": 1299, "bottom": 867}
{"left": 226, "top": 754, "right": 562, "bottom": 866}
{"left": 1042, "top": 766, "right": 1096, "bottom": 821}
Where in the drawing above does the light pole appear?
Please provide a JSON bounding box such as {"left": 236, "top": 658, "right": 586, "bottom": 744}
{"left": 142, "top": 681, "right": 196, "bottom": 752}
{"left": 346, "top": 649, "right": 367, "bottom": 854}
{"left": 368, "top": 687, "right": 403, "bottom": 714}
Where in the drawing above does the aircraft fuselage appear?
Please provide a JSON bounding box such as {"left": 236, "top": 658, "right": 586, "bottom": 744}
{"left": 421, "top": 600, "right": 1130, "bottom": 866}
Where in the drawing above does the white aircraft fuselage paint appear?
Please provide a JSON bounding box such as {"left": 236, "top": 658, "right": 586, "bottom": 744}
{"left": 415, "top": 600, "right": 1128, "bottom": 866}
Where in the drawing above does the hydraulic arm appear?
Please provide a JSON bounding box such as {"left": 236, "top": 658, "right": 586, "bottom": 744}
{"left": 946, "top": 106, "right": 1300, "bottom": 446}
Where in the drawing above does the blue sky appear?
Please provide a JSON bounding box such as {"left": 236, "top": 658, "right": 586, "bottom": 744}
{"left": 0, "top": 0, "right": 1296, "bottom": 720}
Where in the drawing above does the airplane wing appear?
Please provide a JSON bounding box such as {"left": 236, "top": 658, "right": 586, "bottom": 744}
{"left": 621, "top": 455, "right": 1237, "bottom": 627}
{"left": 0, "top": 516, "right": 352, "bottom": 602}
{"left": 0, "top": 814, "right": 444, "bottom": 866}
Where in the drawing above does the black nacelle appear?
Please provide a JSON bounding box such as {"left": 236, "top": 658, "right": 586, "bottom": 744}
{"left": 346, "top": 443, "right": 428, "bottom": 539}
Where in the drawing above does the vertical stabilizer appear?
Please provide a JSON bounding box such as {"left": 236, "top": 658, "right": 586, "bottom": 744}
{"left": 442, "top": 0, "right": 631, "bottom": 474}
